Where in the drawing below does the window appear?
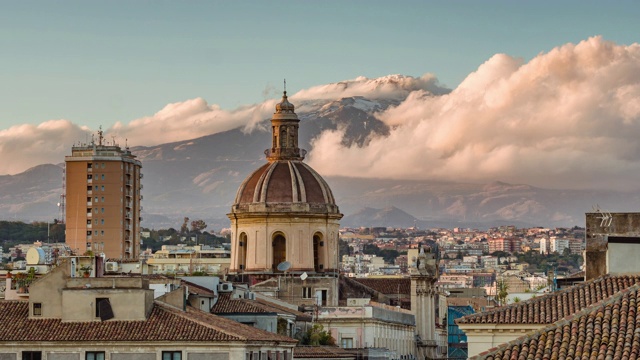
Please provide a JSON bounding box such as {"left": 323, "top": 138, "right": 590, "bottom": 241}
{"left": 87, "top": 174, "right": 92, "bottom": 180}
{"left": 101, "top": 174, "right": 105, "bottom": 180}
{"left": 95, "top": 197, "right": 98, "bottom": 202}
{"left": 101, "top": 208, "right": 105, "bottom": 213}
{"left": 101, "top": 185, "right": 105, "bottom": 191}
{"left": 101, "top": 163, "right": 105, "bottom": 169}
{"left": 101, "top": 219, "right": 105, "bottom": 225}
{"left": 341, "top": 337, "right": 354, "bottom": 348}
{"left": 162, "top": 351, "right": 182, "bottom": 360}
{"left": 101, "top": 230, "right": 104, "bottom": 236}
{"left": 101, "top": 197, "right": 105, "bottom": 202}
{"left": 95, "top": 298, "right": 113, "bottom": 321}
{"left": 32, "top": 303, "right": 42, "bottom": 316}
{"left": 86, "top": 352, "right": 105, "bottom": 360}
{"left": 23, "top": 352, "right": 42, "bottom": 360}
{"left": 302, "top": 287, "right": 312, "bottom": 299}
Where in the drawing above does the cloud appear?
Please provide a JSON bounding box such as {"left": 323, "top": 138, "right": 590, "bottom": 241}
{"left": 0, "top": 98, "right": 277, "bottom": 175}
{"left": 307, "top": 37, "right": 640, "bottom": 191}
{"left": 109, "top": 97, "right": 276, "bottom": 145}
{"left": 291, "top": 74, "right": 449, "bottom": 113}
{"left": 2, "top": 36, "right": 639, "bottom": 193}
{"left": 0, "top": 120, "right": 91, "bottom": 174}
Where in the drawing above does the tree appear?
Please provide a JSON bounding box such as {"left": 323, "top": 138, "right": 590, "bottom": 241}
{"left": 190, "top": 219, "right": 207, "bottom": 233}
{"left": 180, "top": 217, "right": 190, "bottom": 235}
{"left": 298, "top": 324, "right": 335, "bottom": 346}
{"left": 338, "top": 239, "right": 351, "bottom": 258}
{"left": 496, "top": 278, "right": 509, "bottom": 306}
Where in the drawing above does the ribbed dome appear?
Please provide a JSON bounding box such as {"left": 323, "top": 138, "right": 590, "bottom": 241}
{"left": 275, "top": 91, "right": 295, "bottom": 113}
{"left": 233, "top": 160, "right": 339, "bottom": 214}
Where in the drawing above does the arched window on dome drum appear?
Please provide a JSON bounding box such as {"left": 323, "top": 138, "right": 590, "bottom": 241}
{"left": 313, "top": 233, "right": 323, "bottom": 272}
{"left": 280, "top": 128, "right": 287, "bottom": 148}
{"left": 238, "top": 233, "right": 247, "bottom": 271}
{"left": 272, "top": 233, "right": 286, "bottom": 272}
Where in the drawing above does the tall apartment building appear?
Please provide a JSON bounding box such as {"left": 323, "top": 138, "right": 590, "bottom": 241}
{"left": 488, "top": 237, "right": 522, "bottom": 254}
{"left": 65, "top": 131, "right": 142, "bottom": 259}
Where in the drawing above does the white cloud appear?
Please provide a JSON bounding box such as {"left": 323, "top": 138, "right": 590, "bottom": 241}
{"left": 109, "top": 97, "right": 276, "bottom": 145}
{"left": 0, "top": 120, "right": 91, "bottom": 174}
{"left": 2, "top": 36, "right": 639, "bottom": 193}
{"left": 307, "top": 37, "right": 640, "bottom": 190}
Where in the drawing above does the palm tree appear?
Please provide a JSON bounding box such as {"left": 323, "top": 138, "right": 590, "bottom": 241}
{"left": 496, "top": 278, "right": 509, "bottom": 306}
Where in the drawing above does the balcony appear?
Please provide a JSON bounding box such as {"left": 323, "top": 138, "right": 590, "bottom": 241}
{"left": 125, "top": 247, "right": 132, "bottom": 253}
{"left": 125, "top": 180, "right": 132, "bottom": 186}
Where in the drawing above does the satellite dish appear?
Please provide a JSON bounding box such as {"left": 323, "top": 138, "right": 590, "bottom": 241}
{"left": 277, "top": 261, "right": 291, "bottom": 272}
{"left": 300, "top": 272, "right": 308, "bottom": 281}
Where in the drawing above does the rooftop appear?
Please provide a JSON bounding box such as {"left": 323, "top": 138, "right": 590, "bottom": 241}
{"left": 0, "top": 300, "right": 296, "bottom": 343}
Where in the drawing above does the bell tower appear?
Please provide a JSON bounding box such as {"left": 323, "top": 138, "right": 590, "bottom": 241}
{"left": 267, "top": 90, "right": 304, "bottom": 161}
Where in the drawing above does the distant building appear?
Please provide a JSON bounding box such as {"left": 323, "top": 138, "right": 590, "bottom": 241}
{"left": 65, "top": 129, "right": 142, "bottom": 259}
{"left": 488, "top": 237, "right": 521, "bottom": 254}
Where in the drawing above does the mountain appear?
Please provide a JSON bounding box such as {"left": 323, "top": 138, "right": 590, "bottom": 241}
{"left": 341, "top": 206, "right": 419, "bottom": 228}
{"left": 2, "top": 84, "right": 638, "bottom": 230}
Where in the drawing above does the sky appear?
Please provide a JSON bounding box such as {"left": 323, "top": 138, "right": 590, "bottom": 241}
{"left": 1, "top": 1, "right": 639, "bottom": 190}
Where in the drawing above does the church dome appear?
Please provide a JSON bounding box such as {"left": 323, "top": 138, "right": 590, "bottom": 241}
{"left": 233, "top": 160, "right": 339, "bottom": 214}
{"left": 230, "top": 89, "right": 340, "bottom": 215}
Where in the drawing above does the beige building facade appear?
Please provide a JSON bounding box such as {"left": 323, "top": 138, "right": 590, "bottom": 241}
{"left": 65, "top": 130, "right": 142, "bottom": 259}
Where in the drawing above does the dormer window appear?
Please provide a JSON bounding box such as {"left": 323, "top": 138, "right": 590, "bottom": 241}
{"left": 32, "top": 303, "right": 42, "bottom": 316}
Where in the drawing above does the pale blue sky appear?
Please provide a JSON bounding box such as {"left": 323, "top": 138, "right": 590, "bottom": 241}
{"left": 0, "top": 1, "right": 637, "bottom": 130}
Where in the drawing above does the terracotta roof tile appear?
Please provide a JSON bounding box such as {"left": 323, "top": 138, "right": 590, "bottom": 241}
{"left": 0, "top": 300, "right": 296, "bottom": 343}
{"left": 293, "top": 346, "right": 356, "bottom": 359}
{"left": 181, "top": 280, "right": 216, "bottom": 296}
{"left": 458, "top": 274, "right": 640, "bottom": 325}
{"left": 471, "top": 283, "right": 640, "bottom": 360}
{"left": 211, "top": 293, "right": 312, "bottom": 321}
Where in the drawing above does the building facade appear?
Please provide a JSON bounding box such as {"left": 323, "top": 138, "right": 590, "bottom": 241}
{"left": 65, "top": 130, "right": 142, "bottom": 259}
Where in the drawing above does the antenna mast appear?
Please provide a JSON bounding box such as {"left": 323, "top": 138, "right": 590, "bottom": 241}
{"left": 59, "top": 164, "right": 66, "bottom": 224}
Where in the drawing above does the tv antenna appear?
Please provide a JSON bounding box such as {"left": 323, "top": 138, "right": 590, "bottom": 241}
{"left": 592, "top": 204, "right": 612, "bottom": 227}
